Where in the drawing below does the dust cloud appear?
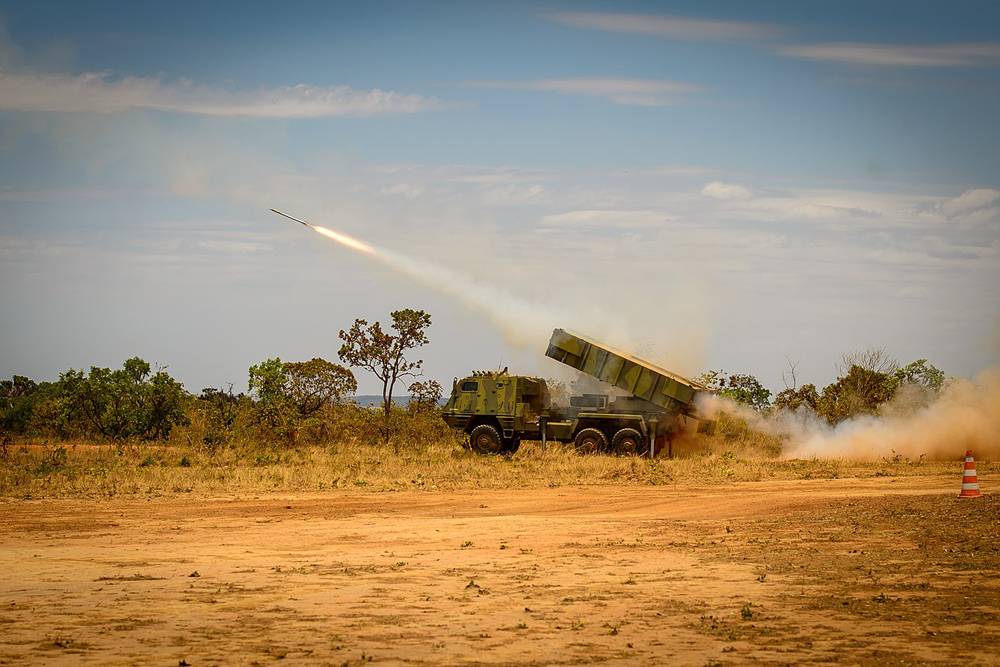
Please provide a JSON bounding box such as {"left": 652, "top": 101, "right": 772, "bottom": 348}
{"left": 697, "top": 369, "right": 1000, "bottom": 460}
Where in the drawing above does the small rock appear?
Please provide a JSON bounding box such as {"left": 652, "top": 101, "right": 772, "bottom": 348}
{"left": 188, "top": 571, "right": 200, "bottom": 578}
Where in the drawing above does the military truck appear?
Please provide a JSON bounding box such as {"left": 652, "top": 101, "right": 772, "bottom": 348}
{"left": 442, "top": 329, "right": 708, "bottom": 456}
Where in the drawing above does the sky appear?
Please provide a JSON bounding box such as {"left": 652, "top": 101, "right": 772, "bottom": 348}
{"left": 1, "top": 0, "right": 998, "bottom": 396}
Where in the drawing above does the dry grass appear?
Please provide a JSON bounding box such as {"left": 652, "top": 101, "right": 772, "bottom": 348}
{"left": 0, "top": 433, "right": 971, "bottom": 499}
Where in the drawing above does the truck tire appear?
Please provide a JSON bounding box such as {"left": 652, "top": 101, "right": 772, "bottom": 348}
{"left": 611, "top": 428, "right": 645, "bottom": 456}
{"left": 573, "top": 427, "right": 607, "bottom": 454}
{"left": 469, "top": 424, "right": 504, "bottom": 455}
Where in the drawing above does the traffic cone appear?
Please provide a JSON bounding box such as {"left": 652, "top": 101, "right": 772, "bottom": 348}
{"left": 958, "top": 450, "right": 982, "bottom": 499}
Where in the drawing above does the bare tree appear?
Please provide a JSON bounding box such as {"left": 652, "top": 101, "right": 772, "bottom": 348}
{"left": 782, "top": 356, "right": 799, "bottom": 391}
{"left": 837, "top": 347, "right": 898, "bottom": 376}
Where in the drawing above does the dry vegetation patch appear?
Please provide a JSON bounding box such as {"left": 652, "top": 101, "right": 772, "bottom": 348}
{"left": 0, "top": 437, "right": 973, "bottom": 499}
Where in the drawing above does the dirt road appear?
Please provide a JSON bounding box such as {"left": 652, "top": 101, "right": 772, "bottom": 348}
{"left": 1, "top": 475, "right": 997, "bottom": 665}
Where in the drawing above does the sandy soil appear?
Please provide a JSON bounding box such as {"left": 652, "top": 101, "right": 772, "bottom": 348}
{"left": 1, "top": 475, "right": 997, "bottom": 665}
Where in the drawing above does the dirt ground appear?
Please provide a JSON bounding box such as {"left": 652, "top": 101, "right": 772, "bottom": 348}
{"left": 1, "top": 475, "right": 997, "bottom": 666}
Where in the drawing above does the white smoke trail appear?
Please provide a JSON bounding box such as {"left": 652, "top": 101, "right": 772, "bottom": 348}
{"left": 303, "top": 220, "right": 567, "bottom": 347}
{"left": 377, "top": 247, "right": 566, "bottom": 347}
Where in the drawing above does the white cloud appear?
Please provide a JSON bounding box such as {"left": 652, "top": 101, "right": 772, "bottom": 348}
{"left": 381, "top": 183, "right": 425, "bottom": 199}
{"left": 0, "top": 186, "right": 125, "bottom": 202}
{"left": 195, "top": 239, "right": 270, "bottom": 254}
{"left": 701, "top": 181, "right": 752, "bottom": 200}
{"left": 743, "top": 197, "right": 882, "bottom": 222}
{"left": 367, "top": 164, "right": 554, "bottom": 186}
{"left": 372, "top": 166, "right": 550, "bottom": 205}
{"left": 941, "top": 188, "right": 1000, "bottom": 222}
{"left": 730, "top": 189, "right": 909, "bottom": 226}
{"left": 547, "top": 11, "right": 781, "bottom": 41}
{"left": 481, "top": 184, "right": 546, "bottom": 206}
{"left": 467, "top": 77, "right": 703, "bottom": 107}
{"left": 0, "top": 69, "right": 448, "bottom": 117}
{"left": 0, "top": 235, "right": 83, "bottom": 259}
{"left": 645, "top": 165, "right": 714, "bottom": 177}
{"left": 699, "top": 184, "right": 957, "bottom": 227}
{"left": 540, "top": 209, "right": 674, "bottom": 228}
{"left": 777, "top": 42, "right": 1000, "bottom": 67}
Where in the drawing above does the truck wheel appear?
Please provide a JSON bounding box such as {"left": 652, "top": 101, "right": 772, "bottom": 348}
{"left": 611, "top": 428, "right": 645, "bottom": 456}
{"left": 573, "top": 428, "right": 607, "bottom": 454}
{"left": 469, "top": 424, "right": 504, "bottom": 455}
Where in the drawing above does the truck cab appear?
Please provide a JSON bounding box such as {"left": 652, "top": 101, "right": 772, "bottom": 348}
{"left": 441, "top": 371, "right": 548, "bottom": 454}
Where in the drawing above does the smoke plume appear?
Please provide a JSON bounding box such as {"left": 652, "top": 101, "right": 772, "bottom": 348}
{"left": 697, "top": 369, "right": 1000, "bottom": 460}
{"left": 377, "top": 247, "right": 567, "bottom": 347}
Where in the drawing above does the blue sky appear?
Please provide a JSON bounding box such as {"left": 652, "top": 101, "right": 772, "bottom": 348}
{"left": 1, "top": 1, "right": 998, "bottom": 395}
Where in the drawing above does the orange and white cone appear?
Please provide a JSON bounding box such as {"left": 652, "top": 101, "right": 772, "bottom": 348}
{"left": 958, "top": 450, "right": 982, "bottom": 499}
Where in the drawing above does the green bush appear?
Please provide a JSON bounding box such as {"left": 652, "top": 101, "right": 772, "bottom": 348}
{"left": 698, "top": 370, "right": 771, "bottom": 411}
{"left": 2, "top": 359, "right": 188, "bottom": 441}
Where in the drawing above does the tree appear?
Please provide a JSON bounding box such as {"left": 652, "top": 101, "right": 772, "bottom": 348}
{"left": 408, "top": 379, "right": 443, "bottom": 413}
{"left": 248, "top": 357, "right": 293, "bottom": 433}
{"left": 198, "top": 385, "right": 243, "bottom": 449}
{"left": 0, "top": 375, "right": 37, "bottom": 401}
{"left": 143, "top": 365, "right": 191, "bottom": 440}
{"left": 338, "top": 309, "right": 432, "bottom": 417}
{"left": 773, "top": 383, "right": 820, "bottom": 413}
{"left": 248, "top": 358, "right": 288, "bottom": 406}
{"left": 817, "top": 365, "right": 895, "bottom": 425}
{"left": 285, "top": 358, "right": 357, "bottom": 416}
{"left": 838, "top": 347, "right": 898, "bottom": 376}
{"left": 698, "top": 370, "right": 772, "bottom": 412}
{"left": 55, "top": 358, "right": 189, "bottom": 441}
{"left": 247, "top": 357, "right": 357, "bottom": 444}
{"left": 781, "top": 357, "right": 800, "bottom": 392}
{"left": 0, "top": 375, "right": 40, "bottom": 435}
{"left": 893, "top": 359, "right": 945, "bottom": 392}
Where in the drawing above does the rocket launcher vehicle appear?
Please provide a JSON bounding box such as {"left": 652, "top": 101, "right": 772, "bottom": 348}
{"left": 443, "top": 328, "right": 710, "bottom": 457}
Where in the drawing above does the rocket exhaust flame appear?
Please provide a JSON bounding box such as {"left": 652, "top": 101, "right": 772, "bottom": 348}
{"left": 311, "top": 225, "right": 376, "bottom": 255}
{"left": 270, "top": 208, "right": 375, "bottom": 255}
